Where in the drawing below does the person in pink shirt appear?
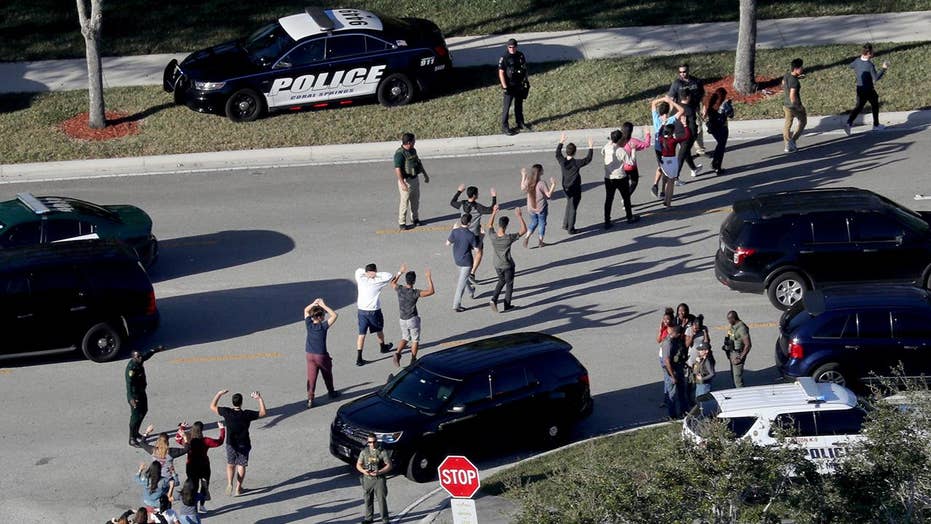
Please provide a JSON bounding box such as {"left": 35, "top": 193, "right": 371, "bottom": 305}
{"left": 520, "top": 165, "right": 557, "bottom": 248}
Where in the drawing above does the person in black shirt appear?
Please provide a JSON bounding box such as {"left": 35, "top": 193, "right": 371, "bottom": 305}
{"left": 667, "top": 62, "right": 705, "bottom": 156}
{"left": 498, "top": 38, "right": 530, "bottom": 136}
{"left": 210, "top": 389, "right": 266, "bottom": 497}
{"left": 486, "top": 205, "right": 528, "bottom": 312}
{"left": 389, "top": 264, "right": 435, "bottom": 366}
{"left": 450, "top": 184, "right": 497, "bottom": 283}
{"left": 556, "top": 133, "right": 594, "bottom": 234}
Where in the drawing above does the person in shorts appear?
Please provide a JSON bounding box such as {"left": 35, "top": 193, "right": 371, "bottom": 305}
{"left": 209, "top": 390, "right": 266, "bottom": 496}
{"left": 355, "top": 263, "right": 394, "bottom": 366}
{"left": 389, "top": 264, "right": 435, "bottom": 367}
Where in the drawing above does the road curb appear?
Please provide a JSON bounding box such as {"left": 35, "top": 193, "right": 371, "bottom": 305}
{"left": 2, "top": 110, "right": 929, "bottom": 185}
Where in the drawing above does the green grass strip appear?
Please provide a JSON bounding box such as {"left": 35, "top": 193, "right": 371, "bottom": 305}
{"left": 1, "top": 42, "right": 929, "bottom": 164}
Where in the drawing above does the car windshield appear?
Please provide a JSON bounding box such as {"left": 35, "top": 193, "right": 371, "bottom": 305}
{"left": 382, "top": 366, "right": 459, "bottom": 413}
{"left": 781, "top": 302, "right": 813, "bottom": 334}
{"left": 242, "top": 22, "right": 296, "bottom": 64}
{"left": 878, "top": 194, "right": 931, "bottom": 233}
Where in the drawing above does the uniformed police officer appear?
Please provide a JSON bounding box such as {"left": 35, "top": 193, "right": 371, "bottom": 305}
{"left": 356, "top": 434, "right": 392, "bottom": 524}
{"left": 126, "top": 345, "right": 164, "bottom": 447}
{"left": 498, "top": 38, "right": 531, "bottom": 136}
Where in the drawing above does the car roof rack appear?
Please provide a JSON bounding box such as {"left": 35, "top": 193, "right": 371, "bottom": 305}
{"left": 16, "top": 192, "right": 51, "bottom": 215}
{"left": 305, "top": 6, "right": 334, "bottom": 32}
{"left": 796, "top": 377, "right": 826, "bottom": 403}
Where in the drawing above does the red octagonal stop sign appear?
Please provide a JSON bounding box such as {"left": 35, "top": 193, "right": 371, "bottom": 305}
{"left": 438, "top": 455, "right": 481, "bottom": 498}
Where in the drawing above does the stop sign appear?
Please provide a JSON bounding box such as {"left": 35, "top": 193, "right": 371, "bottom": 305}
{"left": 437, "top": 455, "right": 481, "bottom": 498}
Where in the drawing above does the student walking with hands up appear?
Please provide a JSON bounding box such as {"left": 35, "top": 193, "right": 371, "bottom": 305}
{"left": 520, "top": 164, "right": 557, "bottom": 247}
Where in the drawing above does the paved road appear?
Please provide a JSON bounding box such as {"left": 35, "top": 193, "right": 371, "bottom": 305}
{"left": 0, "top": 123, "right": 929, "bottom": 522}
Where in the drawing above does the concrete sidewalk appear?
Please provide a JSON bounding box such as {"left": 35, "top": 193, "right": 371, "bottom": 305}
{"left": 1, "top": 11, "right": 929, "bottom": 94}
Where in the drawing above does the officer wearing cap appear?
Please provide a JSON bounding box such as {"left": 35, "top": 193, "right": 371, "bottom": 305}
{"left": 126, "top": 345, "right": 164, "bottom": 447}
{"left": 498, "top": 38, "right": 531, "bottom": 136}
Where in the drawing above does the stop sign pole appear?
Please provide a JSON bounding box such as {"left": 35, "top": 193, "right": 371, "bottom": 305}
{"left": 438, "top": 455, "right": 480, "bottom": 523}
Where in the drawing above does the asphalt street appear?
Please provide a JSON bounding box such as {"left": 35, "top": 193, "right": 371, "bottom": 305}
{"left": 0, "top": 122, "right": 929, "bottom": 523}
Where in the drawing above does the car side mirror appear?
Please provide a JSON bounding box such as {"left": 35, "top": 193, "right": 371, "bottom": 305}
{"left": 274, "top": 60, "right": 290, "bottom": 69}
{"left": 449, "top": 405, "right": 465, "bottom": 413}
{"left": 896, "top": 234, "right": 904, "bottom": 246}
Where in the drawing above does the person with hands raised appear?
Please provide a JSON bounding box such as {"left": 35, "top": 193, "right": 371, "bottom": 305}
{"left": 556, "top": 132, "right": 594, "bottom": 234}
{"left": 210, "top": 389, "right": 266, "bottom": 497}
{"left": 520, "top": 165, "right": 557, "bottom": 248}
{"left": 389, "top": 264, "right": 435, "bottom": 367}
{"left": 449, "top": 183, "right": 497, "bottom": 283}
{"left": 303, "top": 297, "right": 340, "bottom": 409}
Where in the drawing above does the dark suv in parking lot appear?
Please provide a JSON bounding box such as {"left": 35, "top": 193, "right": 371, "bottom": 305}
{"left": 715, "top": 188, "right": 931, "bottom": 309}
{"left": 0, "top": 240, "right": 159, "bottom": 363}
{"left": 776, "top": 285, "right": 931, "bottom": 388}
{"left": 330, "top": 332, "right": 593, "bottom": 482}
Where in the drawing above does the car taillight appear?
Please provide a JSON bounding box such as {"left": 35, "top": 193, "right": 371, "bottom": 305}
{"left": 434, "top": 45, "right": 448, "bottom": 58}
{"left": 788, "top": 340, "right": 804, "bottom": 359}
{"left": 145, "top": 290, "right": 157, "bottom": 316}
{"left": 733, "top": 246, "right": 756, "bottom": 266}
{"left": 579, "top": 374, "right": 590, "bottom": 385}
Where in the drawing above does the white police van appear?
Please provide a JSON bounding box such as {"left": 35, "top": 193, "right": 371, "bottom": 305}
{"left": 164, "top": 7, "right": 452, "bottom": 122}
{"left": 683, "top": 378, "right": 867, "bottom": 474}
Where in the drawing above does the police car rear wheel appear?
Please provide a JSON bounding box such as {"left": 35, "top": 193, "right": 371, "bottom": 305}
{"left": 225, "top": 88, "right": 265, "bottom": 122}
{"left": 377, "top": 73, "right": 415, "bottom": 107}
{"left": 81, "top": 322, "right": 123, "bottom": 363}
{"left": 812, "top": 362, "right": 846, "bottom": 387}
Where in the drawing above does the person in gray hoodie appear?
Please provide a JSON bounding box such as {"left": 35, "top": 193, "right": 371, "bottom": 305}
{"left": 844, "top": 43, "right": 889, "bottom": 135}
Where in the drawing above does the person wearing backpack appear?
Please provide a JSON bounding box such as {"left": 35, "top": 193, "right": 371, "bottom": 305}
{"left": 555, "top": 133, "right": 593, "bottom": 234}
{"left": 602, "top": 129, "right": 642, "bottom": 228}
{"left": 450, "top": 184, "right": 497, "bottom": 284}
{"left": 704, "top": 87, "right": 735, "bottom": 174}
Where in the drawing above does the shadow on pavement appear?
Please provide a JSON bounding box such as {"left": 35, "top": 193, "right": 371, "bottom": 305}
{"left": 150, "top": 278, "right": 355, "bottom": 349}
{"left": 148, "top": 229, "right": 295, "bottom": 282}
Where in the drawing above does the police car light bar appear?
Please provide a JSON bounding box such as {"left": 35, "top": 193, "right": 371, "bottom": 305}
{"left": 305, "top": 7, "right": 334, "bottom": 32}
{"left": 796, "top": 377, "right": 826, "bottom": 403}
{"left": 16, "top": 192, "right": 52, "bottom": 215}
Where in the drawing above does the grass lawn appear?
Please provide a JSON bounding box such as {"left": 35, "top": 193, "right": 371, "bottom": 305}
{"left": 484, "top": 423, "right": 679, "bottom": 499}
{"left": 2, "top": 1, "right": 930, "bottom": 61}
{"left": 1, "top": 41, "right": 929, "bottom": 164}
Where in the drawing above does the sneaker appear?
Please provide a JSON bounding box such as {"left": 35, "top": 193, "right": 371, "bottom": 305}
{"left": 469, "top": 286, "right": 476, "bottom": 299}
{"left": 626, "top": 214, "right": 640, "bottom": 224}
{"left": 398, "top": 224, "right": 410, "bottom": 231}
{"left": 356, "top": 357, "right": 365, "bottom": 367}
{"left": 873, "top": 124, "right": 886, "bottom": 131}
{"left": 468, "top": 273, "right": 477, "bottom": 285}
{"left": 695, "top": 148, "right": 706, "bottom": 155}
{"left": 454, "top": 306, "right": 466, "bottom": 313}
{"left": 328, "top": 390, "right": 341, "bottom": 399}
{"left": 379, "top": 342, "right": 393, "bottom": 353}
{"left": 412, "top": 219, "right": 424, "bottom": 227}
{"left": 659, "top": 191, "right": 665, "bottom": 199}
{"left": 489, "top": 301, "right": 498, "bottom": 313}
{"left": 674, "top": 179, "right": 685, "bottom": 187}
{"left": 198, "top": 503, "right": 207, "bottom": 514}
{"left": 650, "top": 184, "right": 658, "bottom": 197}
{"left": 306, "top": 399, "right": 314, "bottom": 409}
{"left": 538, "top": 239, "right": 548, "bottom": 248}
{"left": 789, "top": 140, "right": 798, "bottom": 152}
{"left": 518, "top": 122, "right": 533, "bottom": 131}
{"left": 502, "top": 304, "right": 515, "bottom": 312}
{"left": 409, "top": 355, "right": 418, "bottom": 366}
{"left": 691, "top": 164, "right": 703, "bottom": 177}
{"left": 568, "top": 228, "right": 578, "bottom": 234}
{"left": 604, "top": 221, "right": 613, "bottom": 229}
{"left": 503, "top": 128, "right": 517, "bottom": 136}
{"left": 843, "top": 122, "right": 852, "bottom": 136}
{"left": 522, "top": 235, "right": 529, "bottom": 248}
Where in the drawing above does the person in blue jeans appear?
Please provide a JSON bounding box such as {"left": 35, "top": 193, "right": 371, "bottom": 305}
{"left": 661, "top": 325, "right": 687, "bottom": 419}
{"left": 520, "top": 164, "right": 556, "bottom": 248}
{"left": 692, "top": 342, "right": 716, "bottom": 398}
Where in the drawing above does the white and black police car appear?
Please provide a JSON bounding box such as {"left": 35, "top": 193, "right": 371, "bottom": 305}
{"left": 683, "top": 378, "right": 867, "bottom": 474}
{"left": 163, "top": 7, "right": 452, "bottom": 122}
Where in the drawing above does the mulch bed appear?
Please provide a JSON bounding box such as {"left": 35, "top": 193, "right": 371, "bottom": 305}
{"left": 60, "top": 110, "right": 141, "bottom": 141}
{"left": 704, "top": 75, "right": 783, "bottom": 105}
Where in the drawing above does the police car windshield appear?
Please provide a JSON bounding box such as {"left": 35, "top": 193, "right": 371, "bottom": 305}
{"left": 243, "top": 23, "right": 296, "bottom": 64}
{"left": 382, "top": 366, "right": 458, "bottom": 413}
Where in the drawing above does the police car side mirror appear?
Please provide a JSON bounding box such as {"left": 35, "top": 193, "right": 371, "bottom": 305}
{"left": 274, "top": 60, "right": 291, "bottom": 69}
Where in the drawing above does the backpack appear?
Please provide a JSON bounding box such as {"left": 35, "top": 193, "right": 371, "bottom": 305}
{"left": 461, "top": 201, "right": 482, "bottom": 233}
{"left": 602, "top": 142, "right": 626, "bottom": 179}
{"left": 398, "top": 147, "right": 422, "bottom": 178}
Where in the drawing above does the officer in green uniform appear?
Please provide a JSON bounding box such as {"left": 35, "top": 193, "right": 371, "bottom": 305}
{"left": 356, "top": 433, "right": 392, "bottom": 524}
{"left": 126, "top": 345, "right": 163, "bottom": 446}
{"left": 724, "top": 311, "right": 752, "bottom": 388}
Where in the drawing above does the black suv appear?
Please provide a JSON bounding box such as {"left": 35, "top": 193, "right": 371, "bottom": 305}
{"left": 776, "top": 285, "right": 931, "bottom": 388}
{"left": 330, "top": 332, "right": 592, "bottom": 482}
{"left": 0, "top": 240, "right": 159, "bottom": 363}
{"left": 715, "top": 188, "right": 931, "bottom": 309}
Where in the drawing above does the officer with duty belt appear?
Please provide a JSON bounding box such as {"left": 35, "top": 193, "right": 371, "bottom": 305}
{"left": 126, "top": 345, "right": 164, "bottom": 447}
{"left": 356, "top": 433, "right": 392, "bottom": 524}
{"left": 499, "top": 38, "right": 531, "bottom": 136}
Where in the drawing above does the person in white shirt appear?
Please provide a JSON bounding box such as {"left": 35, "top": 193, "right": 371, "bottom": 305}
{"left": 355, "top": 263, "right": 394, "bottom": 366}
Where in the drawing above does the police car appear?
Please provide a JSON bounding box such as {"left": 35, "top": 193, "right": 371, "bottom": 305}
{"left": 683, "top": 378, "right": 867, "bottom": 474}
{"left": 163, "top": 7, "right": 452, "bottom": 122}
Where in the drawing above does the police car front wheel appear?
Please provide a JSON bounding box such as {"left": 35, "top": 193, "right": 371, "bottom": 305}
{"left": 225, "top": 88, "right": 265, "bottom": 123}
{"left": 377, "top": 73, "right": 415, "bottom": 107}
